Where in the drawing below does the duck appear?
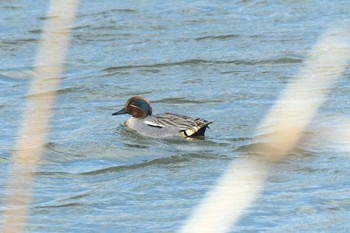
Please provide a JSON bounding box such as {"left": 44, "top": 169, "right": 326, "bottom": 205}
{"left": 112, "top": 96, "right": 212, "bottom": 138}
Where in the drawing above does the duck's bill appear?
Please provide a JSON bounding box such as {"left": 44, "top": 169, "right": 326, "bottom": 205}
{"left": 112, "top": 108, "right": 128, "bottom": 116}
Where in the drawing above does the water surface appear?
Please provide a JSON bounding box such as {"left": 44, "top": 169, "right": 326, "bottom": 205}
{"left": 1, "top": 0, "right": 350, "bottom": 232}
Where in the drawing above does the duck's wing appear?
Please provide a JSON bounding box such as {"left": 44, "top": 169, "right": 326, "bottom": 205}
{"left": 149, "top": 113, "right": 212, "bottom": 137}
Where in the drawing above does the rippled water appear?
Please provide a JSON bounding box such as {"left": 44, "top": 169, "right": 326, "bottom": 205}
{"left": 1, "top": 0, "right": 350, "bottom": 232}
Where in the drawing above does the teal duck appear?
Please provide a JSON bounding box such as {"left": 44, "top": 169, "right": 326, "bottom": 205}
{"left": 112, "top": 96, "right": 212, "bottom": 138}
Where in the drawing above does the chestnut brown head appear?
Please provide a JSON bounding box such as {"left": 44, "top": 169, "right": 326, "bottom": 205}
{"left": 112, "top": 96, "right": 152, "bottom": 118}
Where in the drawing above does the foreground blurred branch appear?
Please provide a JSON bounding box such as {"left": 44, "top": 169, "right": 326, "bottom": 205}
{"left": 179, "top": 26, "right": 350, "bottom": 233}
{"left": 1, "top": 1, "right": 80, "bottom": 232}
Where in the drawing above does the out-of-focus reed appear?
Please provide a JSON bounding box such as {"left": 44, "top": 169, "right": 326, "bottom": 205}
{"left": 1, "top": 1, "right": 80, "bottom": 233}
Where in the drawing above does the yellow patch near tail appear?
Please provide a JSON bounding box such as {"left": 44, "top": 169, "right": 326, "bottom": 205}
{"left": 181, "top": 126, "right": 200, "bottom": 137}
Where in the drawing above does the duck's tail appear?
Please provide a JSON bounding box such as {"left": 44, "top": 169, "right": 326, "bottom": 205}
{"left": 182, "top": 121, "right": 213, "bottom": 137}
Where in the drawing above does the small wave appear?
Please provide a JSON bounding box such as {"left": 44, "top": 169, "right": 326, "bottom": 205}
{"left": 79, "top": 153, "right": 211, "bottom": 176}
{"left": 1, "top": 38, "right": 37, "bottom": 45}
{"left": 195, "top": 34, "right": 240, "bottom": 41}
{"left": 102, "top": 57, "right": 303, "bottom": 76}
{"left": 154, "top": 97, "right": 223, "bottom": 104}
{"left": 103, "top": 59, "right": 211, "bottom": 72}
{"left": 56, "top": 86, "right": 84, "bottom": 95}
{"left": 36, "top": 152, "right": 227, "bottom": 177}
{"left": 79, "top": 8, "right": 137, "bottom": 18}
{"left": 28, "top": 29, "right": 43, "bottom": 34}
{"left": 36, "top": 202, "right": 85, "bottom": 209}
{"left": 0, "top": 68, "right": 35, "bottom": 82}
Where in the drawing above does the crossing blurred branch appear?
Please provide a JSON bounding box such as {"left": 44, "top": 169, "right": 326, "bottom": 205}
{"left": 1, "top": 1, "right": 80, "bottom": 232}
{"left": 179, "top": 26, "right": 350, "bottom": 233}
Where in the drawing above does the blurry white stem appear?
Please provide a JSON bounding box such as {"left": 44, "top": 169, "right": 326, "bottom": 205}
{"left": 179, "top": 26, "right": 350, "bottom": 233}
{"left": 1, "top": 1, "right": 80, "bottom": 233}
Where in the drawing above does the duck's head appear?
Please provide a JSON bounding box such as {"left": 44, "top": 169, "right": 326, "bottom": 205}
{"left": 112, "top": 96, "right": 152, "bottom": 118}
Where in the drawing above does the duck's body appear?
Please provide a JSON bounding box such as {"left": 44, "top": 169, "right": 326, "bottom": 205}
{"left": 113, "top": 96, "right": 212, "bottom": 138}
{"left": 126, "top": 112, "right": 211, "bottom": 138}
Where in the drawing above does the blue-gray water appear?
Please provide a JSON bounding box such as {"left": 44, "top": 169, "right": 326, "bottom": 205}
{"left": 1, "top": 0, "right": 350, "bottom": 232}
